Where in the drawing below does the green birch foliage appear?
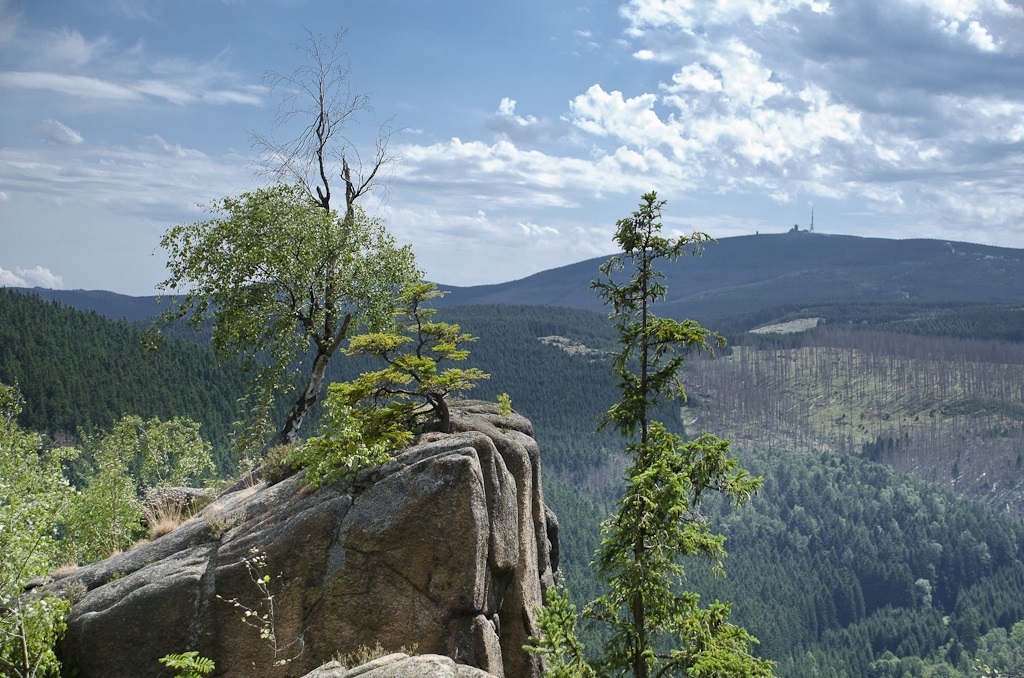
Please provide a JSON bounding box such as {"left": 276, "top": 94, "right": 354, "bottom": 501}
{"left": 288, "top": 394, "right": 410, "bottom": 487}
{"left": 0, "top": 383, "right": 74, "bottom": 677}
{"left": 131, "top": 415, "right": 214, "bottom": 488}
{"left": 64, "top": 414, "right": 213, "bottom": 562}
{"left": 151, "top": 182, "right": 419, "bottom": 450}
{"left": 527, "top": 193, "right": 770, "bottom": 677}
{"left": 65, "top": 434, "right": 139, "bottom": 563}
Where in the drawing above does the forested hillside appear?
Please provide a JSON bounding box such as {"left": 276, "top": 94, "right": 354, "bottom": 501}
{"left": 4, "top": 289, "right": 1024, "bottom": 674}
{"left": 715, "top": 300, "right": 1024, "bottom": 345}
{"left": 438, "top": 305, "right": 1024, "bottom": 675}
{"left": 686, "top": 329, "right": 1024, "bottom": 518}
{"left": 0, "top": 288, "right": 246, "bottom": 471}
{"left": 691, "top": 447, "right": 1024, "bottom": 674}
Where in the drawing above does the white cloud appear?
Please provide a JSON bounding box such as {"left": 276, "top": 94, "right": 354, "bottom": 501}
{"left": 0, "top": 68, "right": 266, "bottom": 108}
{"left": 904, "top": 0, "right": 1018, "bottom": 52}
{"left": 0, "top": 131, "right": 254, "bottom": 292}
{"left": 621, "top": 0, "right": 828, "bottom": 33}
{"left": 0, "top": 135, "right": 251, "bottom": 223}
{"left": 669, "top": 64, "right": 722, "bottom": 93}
{"left": 0, "top": 71, "right": 141, "bottom": 101}
{"left": 376, "top": 199, "right": 617, "bottom": 287}
{"left": 486, "top": 98, "right": 570, "bottom": 143}
{"left": 705, "top": 39, "right": 784, "bottom": 107}
{"left": 632, "top": 47, "right": 678, "bottom": 63}
{"left": 135, "top": 133, "right": 205, "bottom": 157}
{"left": 202, "top": 87, "right": 264, "bottom": 106}
{"left": 965, "top": 20, "right": 999, "bottom": 51}
{"left": 497, "top": 97, "right": 517, "bottom": 117}
{"left": 41, "top": 28, "right": 114, "bottom": 69}
{"left": 0, "top": 267, "right": 25, "bottom": 286}
{"left": 396, "top": 135, "right": 678, "bottom": 208}
{"left": 0, "top": 265, "right": 63, "bottom": 288}
{"left": 40, "top": 119, "right": 84, "bottom": 145}
{"left": 17, "top": 266, "right": 63, "bottom": 288}
{"left": 135, "top": 79, "right": 195, "bottom": 105}
{"left": 906, "top": 0, "right": 1018, "bottom": 21}
{"left": 569, "top": 85, "right": 698, "bottom": 163}
{"left": 518, "top": 222, "right": 560, "bottom": 237}
{"left": 535, "top": 0, "right": 1019, "bottom": 242}
{"left": 0, "top": 22, "right": 264, "bottom": 112}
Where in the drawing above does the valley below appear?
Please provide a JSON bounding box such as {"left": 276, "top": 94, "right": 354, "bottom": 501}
{"left": 5, "top": 232, "right": 1024, "bottom": 676}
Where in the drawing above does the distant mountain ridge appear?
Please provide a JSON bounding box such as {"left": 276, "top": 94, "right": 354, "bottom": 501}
{"left": 436, "top": 233, "right": 1024, "bottom": 322}
{"left": 11, "top": 287, "right": 165, "bottom": 323}
{"left": 12, "top": 233, "right": 1024, "bottom": 322}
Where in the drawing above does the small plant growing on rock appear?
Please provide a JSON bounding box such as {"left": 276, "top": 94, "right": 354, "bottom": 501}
{"left": 335, "top": 641, "right": 419, "bottom": 668}
{"left": 143, "top": 500, "right": 186, "bottom": 541}
{"left": 525, "top": 586, "right": 594, "bottom": 677}
{"left": 286, "top": 395, "right": 408, "bottom": 487}
{"left": 158, "top": 651, "right": 215, "bottom": 678}
{"left": 203, "top": 508, "right": 243, "bottom": 541}
{"left": 260, "top": 441, "right": 303, "bottom": 484}
{"left": 217, "top": 548, "right": 304, "bottom": 675}
{"left": 497, "top": 392, "right": 513, "bottom": 418}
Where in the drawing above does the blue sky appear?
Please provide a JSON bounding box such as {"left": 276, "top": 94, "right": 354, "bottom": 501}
{"left": 2, "top": 0, "right": 1024, "bottom": 295}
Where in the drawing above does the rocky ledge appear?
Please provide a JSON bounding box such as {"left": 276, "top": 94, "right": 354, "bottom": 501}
{"left": 48, "top": 401, "right": 559, "bottom": 677}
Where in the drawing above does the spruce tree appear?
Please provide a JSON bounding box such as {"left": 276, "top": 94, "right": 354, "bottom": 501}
{"left": 586, "top": 192, "right": 771, "bottom": 677}
{"left": 528, "top": 193, "right": 772, "bottom": 678}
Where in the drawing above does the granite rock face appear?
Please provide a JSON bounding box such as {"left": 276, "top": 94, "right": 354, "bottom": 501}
{"left": 51, "top": 401, "right": 557, "bottom": 678}
{"left": 302, "top": 653, "right": 494, "bottom": 677}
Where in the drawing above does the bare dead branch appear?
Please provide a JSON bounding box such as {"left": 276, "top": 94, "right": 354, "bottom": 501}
{"left": 249, "top": 29, "right": 400, "bottom": 214}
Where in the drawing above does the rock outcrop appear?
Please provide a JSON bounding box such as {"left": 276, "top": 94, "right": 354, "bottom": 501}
{"left": 140, "top": 486, "right": 216, "bottom": 526}
{"left": 303, "top": 653, "right": 493, "bottom": 677}
{"left": 50, "top": 401, "right": 558, "bottom": 678}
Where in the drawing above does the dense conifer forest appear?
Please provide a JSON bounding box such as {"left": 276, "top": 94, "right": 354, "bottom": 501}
{"left": 4, "top": 287, "right": 1024, "bottom": 675}
{"left": 0, "top": 289, "right": 246, "bottom": 473}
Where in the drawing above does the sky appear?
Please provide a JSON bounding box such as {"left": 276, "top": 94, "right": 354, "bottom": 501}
{"left": 2, "top": 0, "right": 1024, "bottom": 295}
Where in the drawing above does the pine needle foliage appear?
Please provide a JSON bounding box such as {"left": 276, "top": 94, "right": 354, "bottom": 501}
{"left": 331, "top": 281, "right": 488, "bottom": 436}
{"left": 585, "top": 192, "right": 770, "bottom": 678}
{"left": 289, "top": 282, "right": 488, "bottom": 486}
{"left": 529, "top": 192, "right": 772, "bottom": 678}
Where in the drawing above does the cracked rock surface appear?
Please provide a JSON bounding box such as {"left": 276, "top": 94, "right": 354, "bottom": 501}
{"left": 51, "top": 401, "right": 558, "bottom": 678}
